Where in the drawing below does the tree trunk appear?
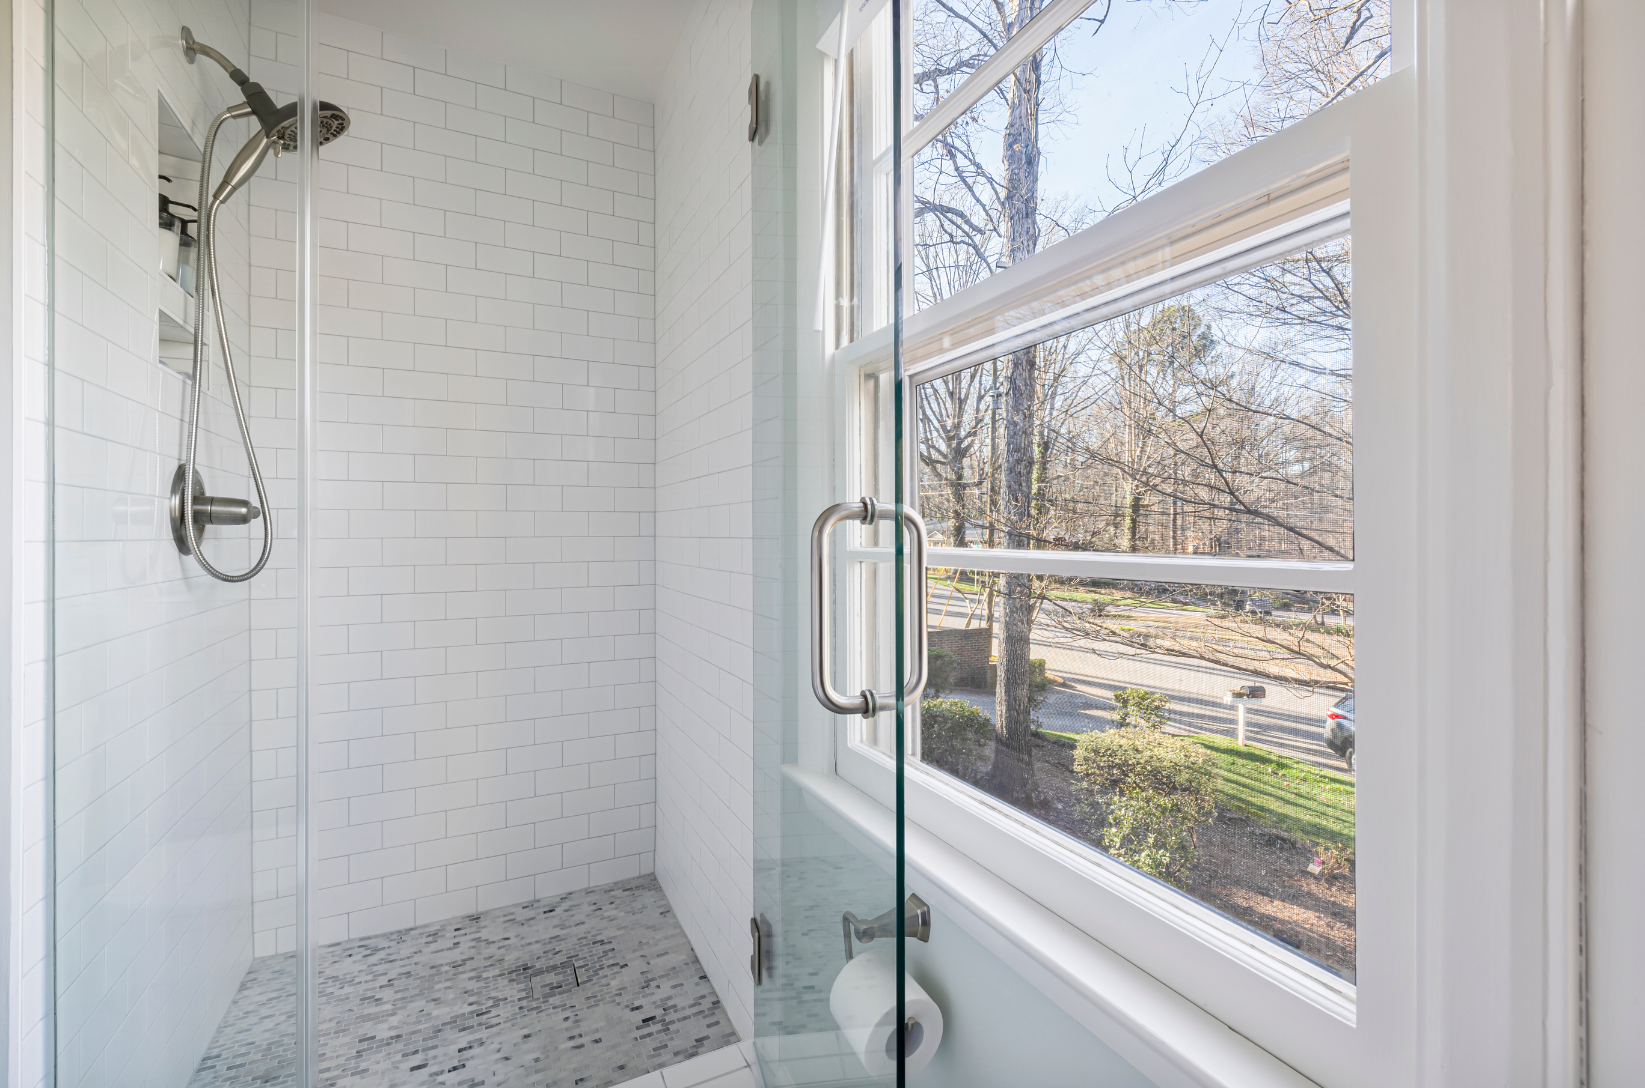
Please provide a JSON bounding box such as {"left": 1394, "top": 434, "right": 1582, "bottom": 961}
{"left": 990, "top": 4, "right": 1042, "bottom": 805}
{"left": 1124, "top": 484, "right": 1142, "bottom": 552}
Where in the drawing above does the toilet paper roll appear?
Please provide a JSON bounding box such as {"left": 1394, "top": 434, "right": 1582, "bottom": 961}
{"left": 828, "top": 950, "right": 944, "bottom": 1078}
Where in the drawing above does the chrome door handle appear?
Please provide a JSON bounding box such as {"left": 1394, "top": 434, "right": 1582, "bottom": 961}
{"left": 810, "top": 497, "right": 928, "bottom": 716}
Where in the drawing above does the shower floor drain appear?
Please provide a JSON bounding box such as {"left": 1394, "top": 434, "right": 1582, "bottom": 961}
{"left": 529, "top": 958, "right": 582, "bottom": 999}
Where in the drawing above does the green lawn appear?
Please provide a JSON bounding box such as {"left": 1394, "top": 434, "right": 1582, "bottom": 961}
{"left": 1040, "top": 729, "right": 1356, "bottom": 848}
{"left": 1190, "top": 735, "right": 1356, "bottom": 847}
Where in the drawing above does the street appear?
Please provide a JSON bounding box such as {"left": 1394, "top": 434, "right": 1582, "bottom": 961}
{"left": 926, "top": 581, "right": 1353, "bottom": 775}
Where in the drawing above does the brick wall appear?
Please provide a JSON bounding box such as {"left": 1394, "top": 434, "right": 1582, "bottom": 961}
{"left": 929, "top": 626, "right": 992, "bottom": 689}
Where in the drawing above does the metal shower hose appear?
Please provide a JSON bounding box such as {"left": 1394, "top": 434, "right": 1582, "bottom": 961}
{"left": 181, "top": 108, "right": 274, "bottom": 582}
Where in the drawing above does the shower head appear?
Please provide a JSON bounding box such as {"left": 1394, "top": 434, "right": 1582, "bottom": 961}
{"left": 209, "top": 100, "right": 352, "bottom": 208}
{"left": 267, "top": 100, "right": 352, "bottom": 152}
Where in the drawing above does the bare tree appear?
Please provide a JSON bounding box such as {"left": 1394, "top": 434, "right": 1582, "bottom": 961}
{"left": 1212, "top": 0, "right": 1393, "bottom": 153}
{"left": 1053, "top": 258, "right": 1353, "bottom": 561}
{"left": 917, "top": 367, "right": 990, "bottom": 548}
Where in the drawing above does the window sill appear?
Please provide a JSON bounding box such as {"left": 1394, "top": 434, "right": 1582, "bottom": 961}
{"left": 783, "top": 764, "right": 1324, "bottom": 1088}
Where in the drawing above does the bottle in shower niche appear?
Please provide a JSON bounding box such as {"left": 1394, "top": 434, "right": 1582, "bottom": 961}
{"left": 158, "top": 189, "right": 180, "bottom": 280}
{"left": 176, "top": 219, "right": 197, "bottom": 297}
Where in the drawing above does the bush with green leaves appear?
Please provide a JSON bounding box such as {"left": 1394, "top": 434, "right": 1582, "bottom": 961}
{"left": 925, "top": 648, "right": 957, "bottom": 700}
{"left": 919, "top": 698, "right": 992, "bottom": 785}
{"left": 1073, "top": 726, "right": 1215, "bottom": 887}
{"left": 1099, "top": 791, "right": 1213, "bottom": 886}
{"left": 1109, "top": 687, "right": 1170, "bottom": 730}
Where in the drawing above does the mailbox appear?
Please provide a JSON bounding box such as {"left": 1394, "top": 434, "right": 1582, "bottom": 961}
{"left": 1223, "top": 685, "right": 1266, "bottom": 746}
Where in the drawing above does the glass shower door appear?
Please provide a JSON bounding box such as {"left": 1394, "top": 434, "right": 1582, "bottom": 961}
{"left": 47, "top": 1, "right": 308, "bottom": 1084}
{"left": 750, "top": 1, "right": 919, "bottom": 1084}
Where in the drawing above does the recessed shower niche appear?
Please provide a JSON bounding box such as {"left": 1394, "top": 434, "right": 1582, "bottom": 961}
{"left": 157, "top": 94, "right": 205, "bottom": 381}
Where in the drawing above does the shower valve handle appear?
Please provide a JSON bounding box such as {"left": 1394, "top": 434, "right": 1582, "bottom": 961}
{"left": 197, "top": 495, "right": 262, "bottom": 525}
{"left": 169, "top": 463, "right": 262, "bottom": 556}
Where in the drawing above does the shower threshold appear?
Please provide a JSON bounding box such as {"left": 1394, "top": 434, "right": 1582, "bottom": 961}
{"left": 188, "top": 874, "right": 739, "bottom": 1088}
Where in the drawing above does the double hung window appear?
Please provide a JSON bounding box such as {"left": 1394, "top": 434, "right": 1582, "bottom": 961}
{"left": 826, "top": 1, "right": 1414, "bottom": 1082}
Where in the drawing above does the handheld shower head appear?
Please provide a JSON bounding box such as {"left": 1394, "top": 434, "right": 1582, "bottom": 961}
{"left": 209, "top": 100, "right": 352, "bottom": 207}
{"left": 269, "top": 101, "right": 352, "bottom": 151}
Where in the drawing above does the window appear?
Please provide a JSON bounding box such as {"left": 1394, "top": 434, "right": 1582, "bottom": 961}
{"left": 829, "top": 0, "right": 1417, "bottom": 1080}
{"left": 835, "top": 0, "right": 1393, "bottom": 334}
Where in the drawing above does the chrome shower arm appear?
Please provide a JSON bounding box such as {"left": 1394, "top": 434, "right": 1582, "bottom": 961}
{"left": 182, "top": 26, "right": 249, "bottom": 85}
{"left": 182, "top": 26, "right": 285, "bottom": 137}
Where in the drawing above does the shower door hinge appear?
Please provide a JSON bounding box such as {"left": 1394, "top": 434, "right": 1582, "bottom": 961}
{"left": 750, "top": 914, "right": 771, "bottom": 984}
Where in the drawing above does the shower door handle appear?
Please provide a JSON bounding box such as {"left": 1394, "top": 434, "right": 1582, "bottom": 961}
{"left": 810, "top": 498, "right": 928, "bottom": 716}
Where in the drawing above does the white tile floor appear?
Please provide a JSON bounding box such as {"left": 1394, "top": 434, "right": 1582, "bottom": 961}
{"left": 615, "top": 1040, "right": 759, "bottom": 1088}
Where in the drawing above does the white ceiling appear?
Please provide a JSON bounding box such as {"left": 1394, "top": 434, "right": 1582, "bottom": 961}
{"left": 315, "top": 0, "right": 695, "bottom": 102}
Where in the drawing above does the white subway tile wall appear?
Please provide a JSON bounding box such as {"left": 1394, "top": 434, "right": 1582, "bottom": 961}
{"left": 18, "top": 1, "right": 762, "bottom": 1079}
{"left": 653, "top": 0, "right": 757, "bottom": 1042}
{"left": 247, "top": 10, "right": 659, "bottom": 949}
{"left": 44, "top": 0, "right": 263, "bottom": 1084}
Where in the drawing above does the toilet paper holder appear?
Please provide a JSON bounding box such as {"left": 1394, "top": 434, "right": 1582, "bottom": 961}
{"left": 842, "top": 893, "right": 931, "bottom": 961}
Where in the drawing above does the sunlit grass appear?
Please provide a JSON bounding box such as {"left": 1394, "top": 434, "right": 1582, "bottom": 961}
{"left": 1040, "top": 728, "right": 1356, "bottom": 847}
{"left": 1188, "top": 734, "right": 1355, "bottom": 847}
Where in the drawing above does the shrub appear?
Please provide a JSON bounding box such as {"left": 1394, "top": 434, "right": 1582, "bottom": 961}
{"left": 1100, "top": 791, "right": 1214, "bottom": 886}
{"left": 1026, "top": 658, "right": 1053, "bottom": 723}
{"left": 919, "top": 698, "right": 992, "bottom": 785}
{"left": 1074, "top": 727, "right": 1214, "bottom": 798}
{"left": 1110, "top": 687, "right": 1170, "bottom": 730}
{"left": 1073, "top": 727, "right": 1215, "bottom": 887}
{"left": 925, "top": 648, "right": 957, "bottom": 700}
{"left": 1105, "top": 688, "right": 1171, "bottom": 730}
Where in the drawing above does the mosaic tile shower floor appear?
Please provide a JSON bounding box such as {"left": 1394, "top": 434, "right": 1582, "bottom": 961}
{"left": 188, "top": 875, "right": 740, "bottom": 1088}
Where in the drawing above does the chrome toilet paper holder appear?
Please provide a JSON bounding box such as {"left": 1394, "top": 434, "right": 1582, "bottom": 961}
{"left": 842, "top": 893, "right": 931, "bottom": 961}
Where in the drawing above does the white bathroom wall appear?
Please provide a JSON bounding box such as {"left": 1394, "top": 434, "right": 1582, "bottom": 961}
{"left": 245, "top": 8, "right": 660, "bottom": 948}
{"left": 44, "top": 0, "right": 262, "bottom": 1084}
{"left": 653, "top": 0, "right": 757, "bottom": 1041}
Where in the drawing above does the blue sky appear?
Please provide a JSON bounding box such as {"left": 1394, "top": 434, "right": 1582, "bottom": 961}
{"left": 921, "top": 0, "right": 1264, "bottom": 218}
{"left": 1039, "top": 0, "right": 1260, "bottom": 212}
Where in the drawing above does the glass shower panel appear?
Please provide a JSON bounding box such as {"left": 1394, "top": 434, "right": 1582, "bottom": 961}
{"left": 50, "top": 0, "right": 305, "bottom": 1084}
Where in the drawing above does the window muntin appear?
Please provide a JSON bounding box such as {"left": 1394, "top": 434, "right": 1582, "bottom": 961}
{"left": 917, "top": 242, "right": 1353, "bottom": 561}
{"left": 907, "top": 0, "right": 1391, "bottom": 312}
{"left": 916, "top": 578, "right": 1357, "bottom": 980}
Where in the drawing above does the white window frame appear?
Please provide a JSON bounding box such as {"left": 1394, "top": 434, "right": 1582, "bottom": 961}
{"left": 814, "top": 2, "right": 1530, "bottom": 1084}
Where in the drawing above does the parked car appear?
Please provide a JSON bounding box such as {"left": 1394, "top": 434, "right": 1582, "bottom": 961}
{"left": 1323, "top": 692, "right": 1355, "bottom": 770}
{"left": 1242, "top": 597, "right": 1274, "bottom": 617}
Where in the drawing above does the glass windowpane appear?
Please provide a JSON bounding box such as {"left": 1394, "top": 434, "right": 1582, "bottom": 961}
{"left": 917, "top": 241, "right": 1353, "bottom": 560}
{"left": 920, "top": 577, "right": 1357, "bottom": 979}
{"left": 910, "top": 0, "right": 1390, "bottom": 309}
